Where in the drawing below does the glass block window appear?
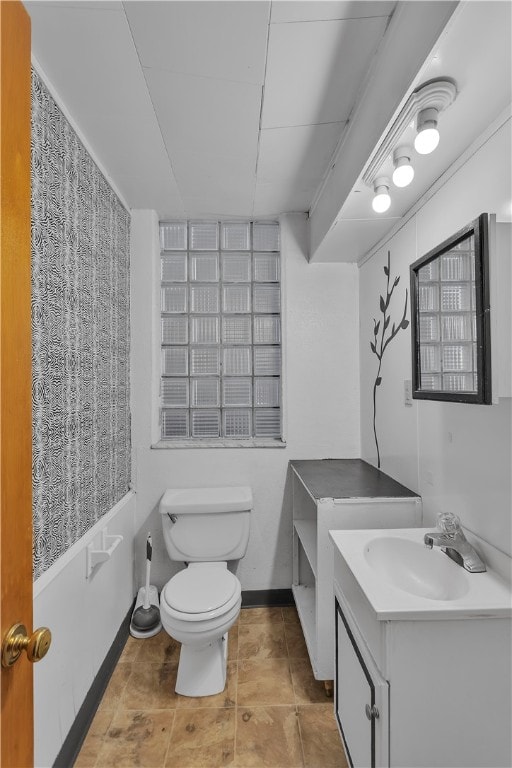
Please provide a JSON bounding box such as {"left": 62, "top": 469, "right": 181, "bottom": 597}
{"left": 159, "top": 221, "right": 281, "bottom": 440}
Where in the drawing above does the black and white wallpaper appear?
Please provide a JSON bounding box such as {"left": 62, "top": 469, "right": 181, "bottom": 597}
{"left": 31, "top": 69, "right": 131, "bottom": 579}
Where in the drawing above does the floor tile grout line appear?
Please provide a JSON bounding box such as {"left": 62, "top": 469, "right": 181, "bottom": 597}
{"left": 162, "top": 705, "right": 178, "bottom": 768}
{"left": 295, "top": 703, "right": 308, "bottom": 768}
{"left": 284, "top": 622, "right": 293, "bottom": 659}
{"left": 234, "top": 670, "right": 239, "bottom": 766}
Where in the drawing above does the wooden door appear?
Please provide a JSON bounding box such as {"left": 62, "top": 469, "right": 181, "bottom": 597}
{"left": 0, "top": 2, "right": 34, "bottom": 766}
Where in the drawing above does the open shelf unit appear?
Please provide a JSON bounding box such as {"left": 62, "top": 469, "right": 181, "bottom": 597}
{"left": 293, "top": 520, "right": 317, "bottom": 575}
{"left": 290, "top": 459, "right": 422, "bottom": 681}
{"left": 291, "top": 583, "right": 317, "bottom": 674}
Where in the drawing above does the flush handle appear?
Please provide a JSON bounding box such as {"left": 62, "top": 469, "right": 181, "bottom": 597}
{"left": 1, "top": 623, "right": 52, "bottom": 668}
{"left": 365, "top": 704, "right": 379, "bottom": 721}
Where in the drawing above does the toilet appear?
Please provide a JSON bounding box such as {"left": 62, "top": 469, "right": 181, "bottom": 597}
{"left": 158, "top": 486, "right": 252, "bottom": 697}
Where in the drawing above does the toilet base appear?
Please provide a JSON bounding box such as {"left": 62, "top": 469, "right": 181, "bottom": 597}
{"left": 175, "top": 633, "right": 228, "bottom": 697}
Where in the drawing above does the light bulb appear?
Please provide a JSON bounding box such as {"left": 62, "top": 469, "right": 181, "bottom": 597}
{"left": 415, "top": 127, "right": 439, "bottom": 154}
{"left": 392, "top": 146, "right": 414, "bottom": 187}
{"left": 372, "top": 192, "right": 391, "bottom": 213}
{"left": 393, "top": 163, "right": 414, "bottom": 187}
{"left": 372, "top": 177, "right": 391, "bottom": 213}
{"left": 414, "top": 108, "right": 440, "bottom": 155}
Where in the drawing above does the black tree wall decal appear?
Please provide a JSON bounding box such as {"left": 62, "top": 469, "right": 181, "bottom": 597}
{"left": 370, "top": 251, "right": 409, "bottom": 468}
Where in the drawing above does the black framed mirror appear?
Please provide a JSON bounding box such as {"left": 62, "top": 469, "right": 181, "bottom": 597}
{"left": 410, "top": 213, "right": 491, "bottom": 403}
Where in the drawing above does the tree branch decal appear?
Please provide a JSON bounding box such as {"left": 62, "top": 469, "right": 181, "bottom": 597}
{"left": 370, "top": 251, "right": 409, "bottom": 468}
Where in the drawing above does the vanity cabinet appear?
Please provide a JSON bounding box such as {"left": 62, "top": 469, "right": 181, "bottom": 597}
{"left": 332, "top": 536, "right": 512, "bottom": 768}
{"left": 335, "top": 600, "right": 389, "bottom": 768}
{"left": 290, "top": 459, "right": 421, "bottom": 680}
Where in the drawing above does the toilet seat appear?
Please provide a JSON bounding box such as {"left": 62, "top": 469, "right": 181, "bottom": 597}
{"left": 162, "top": 564, "right": 241, "bottom": 622}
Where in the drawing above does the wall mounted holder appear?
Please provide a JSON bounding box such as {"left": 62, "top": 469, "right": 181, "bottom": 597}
{"left": 86, "top": 528, "right": 123, "bottom": 579}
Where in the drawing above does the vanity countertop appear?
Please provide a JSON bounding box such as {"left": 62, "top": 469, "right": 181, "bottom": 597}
{"left": 330, "top": 527, "right": 512, "bottom": 621}
{"left": 290, "top": 459, "right": 419, "bottom": 501}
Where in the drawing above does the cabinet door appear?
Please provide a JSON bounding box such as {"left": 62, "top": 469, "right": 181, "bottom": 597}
{"left": 335, "top": 599, "right": 389, "bottom": 767}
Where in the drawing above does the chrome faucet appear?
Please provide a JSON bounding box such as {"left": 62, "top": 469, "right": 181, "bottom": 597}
{"left": 424, "top": 513, "right": 486, "bottom": 573}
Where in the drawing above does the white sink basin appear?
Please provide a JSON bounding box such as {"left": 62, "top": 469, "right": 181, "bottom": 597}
{"left": 329, "top": 528, "right": 512, "bottom": 620}
{"left": 364, "top": 536, "right": 469, "bottom": 601}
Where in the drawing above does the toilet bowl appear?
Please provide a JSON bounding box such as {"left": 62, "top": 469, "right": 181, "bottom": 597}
{"left": 159, "top": 487, "right": 252, "bottom": 697}
{"left": 160, "top": 562, "right": 241, "bottom": 696}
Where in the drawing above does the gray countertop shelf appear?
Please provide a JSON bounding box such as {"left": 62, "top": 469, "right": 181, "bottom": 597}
{"left": 290, "top": 459, "right": 419, "bottom": 501}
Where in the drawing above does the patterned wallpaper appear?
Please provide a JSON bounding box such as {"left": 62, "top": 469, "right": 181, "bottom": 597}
{"left": 31, "top": 69, "right": 131, "bottom": 579}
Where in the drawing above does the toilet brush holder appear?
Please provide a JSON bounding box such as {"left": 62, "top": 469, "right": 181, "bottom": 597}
{"left": 130, "top": 533, "right": 162, "bottom": 639}
{"left": 130, "top": 585, "right": 162, "bottom": 639}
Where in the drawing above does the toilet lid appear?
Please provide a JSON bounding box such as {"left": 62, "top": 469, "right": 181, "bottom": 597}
{"left": 164, "top": 567, "right": 238, "bottom": 614}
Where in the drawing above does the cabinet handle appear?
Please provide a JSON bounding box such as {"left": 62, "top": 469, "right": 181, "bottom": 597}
{"left": 365, "top": 704, "right": 379, "bottom": 720}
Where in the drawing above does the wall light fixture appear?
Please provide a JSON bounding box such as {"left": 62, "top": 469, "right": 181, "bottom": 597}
{"left": 364, "top": 78, "right": 457, "bottom": 212}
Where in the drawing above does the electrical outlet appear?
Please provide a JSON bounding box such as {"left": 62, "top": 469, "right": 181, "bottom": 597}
{"left": 404, "top": 379, "right": 413, "bottom": 406}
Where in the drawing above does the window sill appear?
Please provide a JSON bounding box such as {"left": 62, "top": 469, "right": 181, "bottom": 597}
{"left": 151, "top": 438, "right": 286, "bottom": 449}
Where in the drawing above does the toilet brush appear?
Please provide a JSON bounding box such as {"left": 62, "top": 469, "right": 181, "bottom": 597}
{"left": 130, "top": 533, "right": 162, "bottom": 638}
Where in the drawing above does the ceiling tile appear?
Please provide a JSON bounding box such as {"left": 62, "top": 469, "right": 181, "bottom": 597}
{"left": 261, "top": 16, "right": 388, "bottom": 128}
{"left": 28, "top": 3, "right": 180, "bottom": 210}
{"left": 170, "top": 151, "right": 256, "bottom": 216}
{"left": 124, "top": 0, "right": 270, "bottom": 85}
{"left": 181, "top": 193, "right": 256, "bottom": 219}
{"left": 171, "top": 151, "right": 256, "bottom": 194}
{"left": 32, "top": 1, "right": 123, "bottom": 9}
{"left": 113, "top": 173, "right": 185, "bottom": 220}
{"left": 144, "top": 68, "right": 261, "bottom": 161}
{"left": 253, "top": 180, "right": 318, "bottom": 217}
{"left": 270, "top": 1, "right": 396, "bottom": 24}
{"left": 83, "top": 115, "right": 184, "bottom": 208}
{"left": 257, "top": 122, "right": 344, "bottom": 185}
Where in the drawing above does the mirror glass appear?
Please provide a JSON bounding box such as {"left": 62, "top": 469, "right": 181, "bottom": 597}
{"left": 410, "top": 214, "right": 491, "bottom": 404}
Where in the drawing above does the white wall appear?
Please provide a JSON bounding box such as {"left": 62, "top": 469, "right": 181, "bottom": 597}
{"left": 131, "top": 212, "right": 360, "bottom": 590}
{"left": 33, "top": 492, "right": 136, "bottom": 767}
{"left": 359, "top": 115, "right": 512, "bottom": 557}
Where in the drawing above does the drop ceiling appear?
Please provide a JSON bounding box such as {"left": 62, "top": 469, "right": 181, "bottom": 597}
{"left": 26, "top": 1, "right": 512, "bottom": 261}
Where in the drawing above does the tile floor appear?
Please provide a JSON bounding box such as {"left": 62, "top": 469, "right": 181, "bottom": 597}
{"left": 74, "top": 606, "right": 348, "bottom": 767}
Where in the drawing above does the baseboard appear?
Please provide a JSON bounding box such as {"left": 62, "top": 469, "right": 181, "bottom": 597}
{"left": 241, "top": 588, "right": 294, "bottom": 607}
{"left": 53, "top": 602, "right": 133, "bottom": 768}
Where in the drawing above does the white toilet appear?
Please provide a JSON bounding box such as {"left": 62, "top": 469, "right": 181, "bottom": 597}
{"left": 158, "top": 486, "right": 252, "bottom": 697}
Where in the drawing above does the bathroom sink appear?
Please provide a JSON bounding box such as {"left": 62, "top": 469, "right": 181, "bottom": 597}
{"left": 364, "top": 536, "right": 469, "bottom": 601}
{"left": 329, "top": 528, "right": 512, "bottom": 620}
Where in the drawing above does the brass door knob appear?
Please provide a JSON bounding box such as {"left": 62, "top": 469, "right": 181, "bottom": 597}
{"left": 1, "top": 623, "right": 52, "bottom": 668}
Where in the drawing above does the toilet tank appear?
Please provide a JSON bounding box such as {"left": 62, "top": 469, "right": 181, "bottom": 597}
{"left": 159, "top": 486, "right": 252, "bottom": 562}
